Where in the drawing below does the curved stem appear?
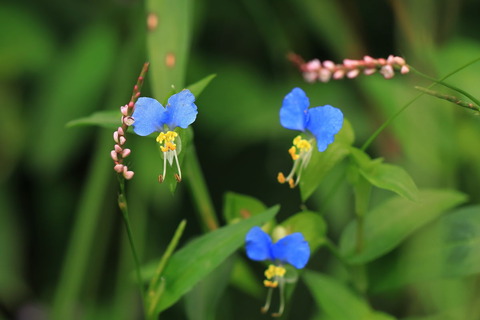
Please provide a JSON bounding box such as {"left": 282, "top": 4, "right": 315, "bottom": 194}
{"left": 361, "top": 56, "right": 480, "bottom": 151}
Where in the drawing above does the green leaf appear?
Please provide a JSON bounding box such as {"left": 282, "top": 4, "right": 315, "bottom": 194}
{"left": 184, "top": 256, "right": 234, "bottom": 320}
{"left": 229, "top": 255, "right": 263, "bottom": 299}
{"left": 350, "top": 148, "right": 419, "bottom": 201}
{"left": 66, "top": 110, "right": 120, "bottom": 129}
{"left": 303, "top": 271, "right": 396, "bottom": 320}
{"left": 186, "top": 74, "right": 216, "bottom": 98}
{"left": 146, "top": 0, "right": 192, "bottom": 100}
{"left": 300, "top": 119, "right": 355, "bottom": 201}
{"left": 223, "top": 192, "right": 267, "bottom": 224}
{"left": 147, "top": 205, "right": 279, "bottom": 314}
{"left": 280, "top": 211, "right": 327, "bottom": 252}
{"left": 339, "top": 189, "right": 467, "bottom": 264}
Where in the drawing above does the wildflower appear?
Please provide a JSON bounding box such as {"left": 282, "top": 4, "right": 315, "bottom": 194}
{"left": 245, "top": 226, "right": 310, "bottom": 317}
{"left": 131, "top": 89, "right": 198, "bottom": 182}
{"left": 277, "top": 88, "right": 343, "bottom": 187}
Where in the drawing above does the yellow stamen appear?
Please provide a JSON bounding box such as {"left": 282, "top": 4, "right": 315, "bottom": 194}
{"left": 288, "top": 146, "right": 299, "bottom": 160}
{"left": 277, "top": 172, "right": 286, "bottom": 184}
{"left": 264, "top": 265, "right": 277, "bottom": 279}
{"left": 263, "top": 280, "right": 278, "bottom": 288}
{"left": 288, "top": 178, "right": 295, "bottom": 188}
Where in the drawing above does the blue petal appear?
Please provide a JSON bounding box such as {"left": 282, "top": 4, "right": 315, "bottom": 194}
{"left": 306, "top": 105, "right": 344, "bottom": 152}
{"left": 245, "top": 226, "right": 274, "bottom": 261}
{"left": 163, "top": 89, "right": 198, "bottom": 129}
{"left": 280, "top": 88, "right": 309, "bottom": 131}
{"left": 132, "top": 97, "right": 166, "bottom": 136}
{"left": 271, "top": 233, "right": 310, "bottom": 269}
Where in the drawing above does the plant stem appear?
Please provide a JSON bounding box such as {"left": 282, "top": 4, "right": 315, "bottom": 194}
{"left": 361, "top": 56, "right": 480, "bottom": 151}
{"left": 184, "top": 145, "right": 219, "bottom": 231}
{"left": 117, "top": 177, "right": 145, "bottom": 305}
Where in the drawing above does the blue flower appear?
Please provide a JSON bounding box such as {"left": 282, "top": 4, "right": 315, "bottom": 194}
{"left": 132, "top": 89, "right": 198, "bottom": 182}
{"left": 278, "top": 87, "right": 343, "bottom": 187}
{"left": 245, "top": 226, "right": 310, "bottom": 316}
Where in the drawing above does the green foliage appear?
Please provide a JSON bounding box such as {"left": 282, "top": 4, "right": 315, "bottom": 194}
{"left": 339, "top": 189, "right": 467, "bottom": 264}
{"left": 280, "top": 211, "right": 327, "bottom": 252}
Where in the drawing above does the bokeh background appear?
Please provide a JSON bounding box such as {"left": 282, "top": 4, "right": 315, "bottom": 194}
{"left": 2, "top": 0, "right": 480, "bottom": 319}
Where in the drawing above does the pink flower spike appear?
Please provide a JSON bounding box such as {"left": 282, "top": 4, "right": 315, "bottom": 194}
{"left": 110, "top": 150, "right": 118, "bottom": 161}
{"left": 128, "top": 101, "right": 134, "bottom": 109}
{"left": 114, "top": 164, "right": 124, "bottom": 173}
{"left": 387, "top": 55, "right": 395, "bottom": 65}
{"left": 333, "top": 69, "right": 345, "bottom": 80}
{"left": 117, "top": 127, "right": 124, "bottom": 136}
{"left": 378, "top": 58, "right": 387, "bottom": 65}
{"left": 322, "top": 60, "right": 335, "bottom": 70}
{"left": 120, "top": 105, "right": 129, "bottom": 116}
{"left": 364, "top": 68, "right": 376, "bottom": 75}
{"left": 123, "top": 116, "right": 135, "bottom": 126}
{"left": 113, "top": 131, "right": 119, "bottom": 143}
{"left": 347, "top": 69, "right": 360, "bottom": 79}
{"left": 318, "top": 69, "right": 332, "bottom": 82}
{"left": 114, "top": 144, "right": 123, "bottom": 153}
{"left": 305, "top": 59, "right": 321, "bottom": 71}
{"left": 400, "top": 65, "right": 410, "bottom": 74}
{"left": 380, "top": 65, "right": 394, "bottom": 79}
{"left": 119, "top": 136, "right": 126, "bottom": 145}
{"left": 363, "top": 56, "right": 375, "bottom": 64}
{"left": 122, "top": 149, "right": 131, "bottom": 158}
{"left": 343, "top": 59, "right": 358, "bottom": 68}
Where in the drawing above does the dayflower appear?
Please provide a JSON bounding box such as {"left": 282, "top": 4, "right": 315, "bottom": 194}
{"left": 132, "top": 89, "right": 198, "bottom": 182}
{"left": 277, "top": 87, "right": 343, "bottom": 188}
{"left": 245, "top": 226, "right": 310, "bottom": 317}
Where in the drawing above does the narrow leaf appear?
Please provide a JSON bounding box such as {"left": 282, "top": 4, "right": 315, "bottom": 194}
{"left": 280, "top": 211, "right": 327, "bottom": 252}
{"left": 186, "top": 74, "right": 216, "bottom": 98}
{"left": 148, "top": 205, "right": 279, "bottom": 314}
{"left": 223, "top": 192, "right": 267, "bottom": 224}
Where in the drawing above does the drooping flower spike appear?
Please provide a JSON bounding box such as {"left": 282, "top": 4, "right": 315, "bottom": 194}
{"left": 132, "top": 89, "right": 198, "bottom": 182}
{"left": 245, "top": 226, "right": 310, "bottom": 317}
{"left": 277, "top": 88, "right": 343, "bottom": 188}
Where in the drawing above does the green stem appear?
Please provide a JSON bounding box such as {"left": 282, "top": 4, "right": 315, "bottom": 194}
{"left": 415, "top": 86, "right": 480, "bottom": 112}
{"left": 361, "top": 56, "right": 480, "bottom": 151}
{"left": 184, "top": 145, "right": 219, "bottom": 231}
{"left": 117, "top": 177, "right": 145, "bottom": 304}
{"left": 355, "top": 216, "right": 364, "bottom": 254}
{"left": 409, "top": 64, "right": 480, "bottom": 107}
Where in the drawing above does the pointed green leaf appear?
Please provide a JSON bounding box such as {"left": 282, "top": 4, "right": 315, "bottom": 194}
{"left": 339, "top": 189, "right": 467, "bottom": 264}
{"left": 66, "top": 110, "right": 120, "bottom": 129}
{"left": 186, "top": 74, "right": 216, "bottom": 98}
{"left": 223, "top": 192, "right": 267, "bottom": 224}
{"left": 148, "top": 205, "right": 279, "bottom": 313}
{"left": 350, "top": 148, "right": 419, "bottom": 201}
{"left": 303, "top": 271, "right": 396, "bottom": 320}
{"left": 300, "top": 119, "right": 354, "bottom": 201}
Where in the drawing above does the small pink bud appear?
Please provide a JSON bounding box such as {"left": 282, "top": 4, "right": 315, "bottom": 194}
{"left": 117, "top": 127, "right": 124, "bottom": 136}
{"left": 114, "top": 164, "right": 124, "bottom": 173}
{"left": 378, "top": 58, "right": 387, "bottom": 65}
{"left": 347, "top": 69, "right": 360, "bottom": 79}
{"left": 110, "top": 150, "right": 118, "bottom": 161}
{"left": 128, "top": 101, "right": 134, "bottom": 108}
{"left": 122, "top": 149, "right": 131, "bottom": 158}
{"left": 114, "top": 144, "right": 123, "bottom": 153}
{"left": 123, "top": 116, "right": 135, "bottom": 126}
{"left": 318, "top": 69, "right": 332, "bottom": 82}
{"left": 305, "top": 59, "right": 321, "bottom": 71}
{"left": 333, "top": 69, "right": 345, "bottom": 80}
{"left": 123, "top": 167, "right": 134, "bottom": 180}
{"left": 387, "top": 55, "right": 395, "bottom": 65}
{"left": 364, "top": 68, "right": 376, "bottom": 75}
{"left": 135, "top": 92, "right": 141, "bottom": 98}
{"left": 121, "top": 105, "right": 129, "bottom": 116}
{"left": 134, "top": 85, "right": 139, "bottom": 91}
{"left": 380, "top": 65, "right": 394, "bottom": 79}
{"left": 343, "top": 59, "right": 358, "bottom": 69}
{"left": 113, "top": 131, "right": 119, "bottom": 143}
{"left": 119, "top": 136, "right": 126, "bottom": 145}
{"left": 400, "top": 65, "right": 410, "bottom": 74}
{"left": 322, "top": 60, "right": 335, "bottom": 70}
{"left": 303, "top": 71, "right": 318, "bottom": 83}
{"left": 363, "top": 56, "right": 375, "bottom": 64}
{"left": 393, "top": 56, "right": 406, "bottom": 66}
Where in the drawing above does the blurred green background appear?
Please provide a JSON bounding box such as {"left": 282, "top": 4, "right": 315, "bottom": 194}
{"left": 1, "top": 0, "right": 480, "bottom": 319}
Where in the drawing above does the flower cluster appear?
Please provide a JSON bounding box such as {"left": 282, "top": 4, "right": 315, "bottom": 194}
{"left": 131, "top": 89, "right": 198, "bottom": 182}
{"left": 289, "top": 53, "right": 410, "bottom": 83}
{"left": 245, "top": 226, "right": 310, "bottom": 317}
{"left": 110, "top": 63, "right": 149, "bottom": 180}
{"left": 278, "top": 88, "right": 344, "bottom": 188}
